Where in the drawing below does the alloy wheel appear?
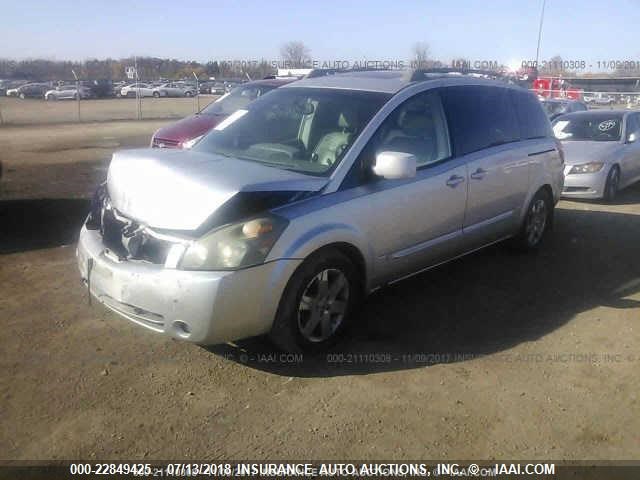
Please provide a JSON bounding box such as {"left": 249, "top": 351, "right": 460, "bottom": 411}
{"left": 297, "top": 268, "right": 350, "bottom": 343}
{"left": 606, "top": 168, "right": 619, "bottom": 200}
{"left": 525, "top": 199, "right": 547, "bottom": 246}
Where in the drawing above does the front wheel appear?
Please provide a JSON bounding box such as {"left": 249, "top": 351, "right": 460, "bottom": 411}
{"left": 19, "top": 93, "right": 26, "bottom": 99}
{"left": 269, "top": 249, "right": 362, "bottom": 353}
{"left": 511, "top": 188, "right": 553, "bottom": 251}
{"left": 603, "top": 165, "right": 620, "bottom": 202}
{"left": 185, "top": 91, "right": 193, "bottom": 97}
{"left": 153, "top": 91, "right": 160, "bottom": 98}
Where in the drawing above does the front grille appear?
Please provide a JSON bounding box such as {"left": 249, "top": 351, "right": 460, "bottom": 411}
{"left": 139, "top": 236, "right": 173, "bottom": 264}
{"left": 152, "top": 137, "right": 181, "bottom": 148}
{"left": 87, "top": 186, "right": 174, "bottom": 265}
{"left": 102, "top": 208, "right": 129, "bottom": 259}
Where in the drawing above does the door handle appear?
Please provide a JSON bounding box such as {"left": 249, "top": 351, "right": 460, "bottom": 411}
{"left": 470, "top": 168, "right": 487, "bottom": 180}
{"left": 446, "top": 174, "right": 465, "bottom": 188}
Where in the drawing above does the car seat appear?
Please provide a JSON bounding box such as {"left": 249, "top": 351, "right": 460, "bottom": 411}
{"left": 311, "top": 109, "right": 358, "bottom": 167}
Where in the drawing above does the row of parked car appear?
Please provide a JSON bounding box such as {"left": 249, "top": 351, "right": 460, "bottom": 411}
{"left": 0, "top": 78, "right": 247, "bottom": 100}
{"left": 75, "top": 68, "right": 640, "bottom": 353}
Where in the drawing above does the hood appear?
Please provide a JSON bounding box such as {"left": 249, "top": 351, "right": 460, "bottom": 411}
{"left": 106, "top": 149, "right": 328, "bottom": 231}
{"left": 153, "top": 114, "right": 226, "bottom": 144}
{"left": 560, "top": 141, "right": 622, "bottom": 166}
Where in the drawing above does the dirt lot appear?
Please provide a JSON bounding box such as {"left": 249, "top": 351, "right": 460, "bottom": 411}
{"left": 0, "top": 95, "right": 217, "bottom": 125}
{"left": 1, "top": 121, "right": 640, "bottom": 461}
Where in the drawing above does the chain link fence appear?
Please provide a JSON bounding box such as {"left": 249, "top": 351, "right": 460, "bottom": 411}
{"left": 0, "top": 78, "right": 221, "bottom": 125}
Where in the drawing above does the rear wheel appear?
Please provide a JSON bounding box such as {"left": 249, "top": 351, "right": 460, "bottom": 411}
{"left": 19, "top": 93, "right": 25, "bottom": 99}
{"left": 185, "top": 91, "right": 193, "bottom": 97}
{"left": 153, "top": 91, "right": 160, "bottom": 98}
{"left": 270, "top": 249, "right": 362, "bottom": 353}
{"left": 603, "top": 165, "right": 620, "bottom": 202}
{"left": 511, "top": 188, "right": 553, "bottom": 251}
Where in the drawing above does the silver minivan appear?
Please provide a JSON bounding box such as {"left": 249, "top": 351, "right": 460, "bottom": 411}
{"left": 77, "top": 70, "right": 564, "bottom": 352}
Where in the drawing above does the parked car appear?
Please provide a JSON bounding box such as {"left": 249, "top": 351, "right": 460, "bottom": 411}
{"left": 7, "top": 83, "right": 49, "bottom": 99}
{"left": 45, "top": 85, "right": 93, "bottom": 100}
{"left": 113, "top": 81, "right": 127, "bottom": 97}
{"left": 77, "top": 70, "right": 563, "bottom": 352}
{"left": 152, "top": 82, "right": 197, "bottom": 97}
{"left": 210, "top": 82, "right": 227, "bottom": 94}
{"left": 84, "top": 79, "right": 116, "bottom": 98}
{"left": 541, "top": 99, "right": 587, "bottom": 121}
{"left": 198, "top": 81, "right": 214, "bottom": 94}
{"left": 150, "top": 78, "right": 295, "bottom": 148}
{"left": 591, "top": 93, "right": 616, "bottom": 106}
{"left": 0, "top": 79, "right": 29, "bottom": 96}
{"left": 120, "top": 83, "right": 155, "bottom": 98}
{"left": 554, "top": 110, "right": 640, "bottom": 201}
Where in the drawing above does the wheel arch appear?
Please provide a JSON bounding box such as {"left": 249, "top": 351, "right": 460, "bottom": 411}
{"left": 269, "top": 222, "right": 373, "bottom": 293}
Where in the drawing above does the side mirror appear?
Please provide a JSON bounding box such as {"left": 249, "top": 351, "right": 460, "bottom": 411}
{"left": 372, "top": 151, "right": 417, "bottom": 180}
{"left": 627, "top": 132, "right": 638, "bottom": 143}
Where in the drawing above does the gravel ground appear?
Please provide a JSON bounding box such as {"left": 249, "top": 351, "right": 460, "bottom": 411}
{"left": 1, "top": 121, "right": 639, "bottom": 461}
{"left": 0, "top": 95, "right": 217, "bottom": 125}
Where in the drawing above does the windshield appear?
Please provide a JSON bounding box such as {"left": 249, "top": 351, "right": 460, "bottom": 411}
{"left": 194, "top": 87, "right": 391, "bottom": 176}
{"left": 542, "top": 101, "right": 569, "bottom": 116}
{"left": 552, "top": 114, "right": 623, "bottom": 141}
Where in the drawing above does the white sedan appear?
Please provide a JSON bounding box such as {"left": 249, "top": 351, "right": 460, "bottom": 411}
{"left": 45, "top": 85, "right": 92, "bottom": 100}
{"left": 120, "top": 83, "right": 156, "bottom": 98}
{"left": 152, "top": 82, "right": 197, "bottom": 98}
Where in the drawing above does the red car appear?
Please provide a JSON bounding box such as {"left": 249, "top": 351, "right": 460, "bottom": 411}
{"left": 150, "top": 78, "right": 296, "bottom": 149}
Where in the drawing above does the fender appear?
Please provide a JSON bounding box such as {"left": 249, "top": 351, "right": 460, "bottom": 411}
{"left": 267, "top": 221, "right": 376, "bottom": 291}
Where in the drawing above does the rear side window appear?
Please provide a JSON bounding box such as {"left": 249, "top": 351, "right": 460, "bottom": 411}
{"left": 440, "top": 86, "right": 520, "bottom": 156}
{"left": 513, "top": 90, "right": 551, "bottom": 140}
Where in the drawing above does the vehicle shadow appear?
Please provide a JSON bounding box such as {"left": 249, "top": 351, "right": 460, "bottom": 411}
{"left": 0, "top": 198, "right": 90, "bottom": 254}
{"left": 206, "top": 201, "right": 640, "bottom": 377}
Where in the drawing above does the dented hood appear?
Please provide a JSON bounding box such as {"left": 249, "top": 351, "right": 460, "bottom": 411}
{"left": 107, "top": 149, "right": 328, "bottom": 230}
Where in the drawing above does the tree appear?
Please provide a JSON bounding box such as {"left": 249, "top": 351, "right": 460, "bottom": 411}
{"left": 411, "top": 42, "right": 431, "bottom": 69}
{"left": 280, "top": 41, "right": 311, "bottom": 68}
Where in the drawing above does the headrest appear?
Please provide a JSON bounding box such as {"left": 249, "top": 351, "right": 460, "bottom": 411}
{"left": 338, "top": 109, "right": 358, "bottom": 130}
{"left": 398, "top": 109, "right": 432, "bottom": 134}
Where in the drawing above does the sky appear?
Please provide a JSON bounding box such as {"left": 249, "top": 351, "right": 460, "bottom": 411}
{"left": 1, "top": 0, "right": 640, "bottom": 72}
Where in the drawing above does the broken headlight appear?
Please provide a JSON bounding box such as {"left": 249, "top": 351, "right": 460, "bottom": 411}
{"left": 180, "top": 215, "right": 289, "bottom": 270}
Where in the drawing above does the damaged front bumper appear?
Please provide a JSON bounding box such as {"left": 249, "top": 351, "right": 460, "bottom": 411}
{"left": 77, "top": 225, "right": 301, "bottom": 344}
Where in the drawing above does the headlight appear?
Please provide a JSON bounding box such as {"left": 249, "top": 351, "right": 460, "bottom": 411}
{"left": 568, "top": 162, "right": 605, "bottom": 174}
{"left": 181, "top": 135, "right": 204, "bottom": 149}
{"left": 180, "top": 215, "right": 289, "bottom": 270}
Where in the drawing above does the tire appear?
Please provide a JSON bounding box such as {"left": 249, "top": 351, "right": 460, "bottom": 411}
{"left": 185, "top": 91, "right": 193, "bottom": 97}
{"left": 19, "top": 93, "right": 25, "bottom": 99}
{"left": 153, "top": 91, "right": 160, "bottom": 98}
{"left": 269, "top": 248, "right": 362, "bottom": 353}
{"left": 511, "top": 188, "right": 553, "bottom": 251}
{"left": 603, "top": 165, "right": 620, "bottom": 203}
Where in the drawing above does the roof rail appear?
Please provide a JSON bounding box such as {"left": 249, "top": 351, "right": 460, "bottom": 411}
{"left": 404, "top": 68, "right": 507, "bottom": 82}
